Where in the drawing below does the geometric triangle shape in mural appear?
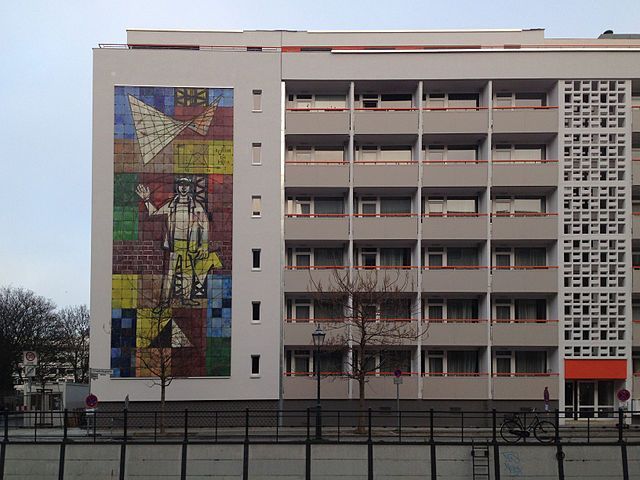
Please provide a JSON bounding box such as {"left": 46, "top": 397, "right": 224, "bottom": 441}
{"left": 128, "top": 94, "right": 221, "bottom": 165}
{"left": 171, "top": 321, "right": 192, "bottom": 348}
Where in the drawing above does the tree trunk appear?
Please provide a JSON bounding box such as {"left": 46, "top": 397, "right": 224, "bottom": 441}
{"left": 160, "top": 382, "right": 166, "bottom": 434}
{"left": 356, "top": 376, "right": 367, "bottom": 434}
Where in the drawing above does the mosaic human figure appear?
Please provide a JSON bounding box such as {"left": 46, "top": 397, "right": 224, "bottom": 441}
{"left": 136, "top": 177, "right": 221, "bottom": 308}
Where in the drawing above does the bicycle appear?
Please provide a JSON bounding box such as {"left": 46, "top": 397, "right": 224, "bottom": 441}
{"left": 500, "top": 411, "right": 556, "bottom": 444}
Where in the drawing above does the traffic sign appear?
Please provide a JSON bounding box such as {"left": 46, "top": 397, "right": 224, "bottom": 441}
{"left": 23, "top": 351, "right": 38, "bottom": 366}
{"left": 85, "top": 394, "right": 99, "bottom": 408}
{"left": 617, "top": 389, "right": 631, "bottom": 402}
{"left": 394, "top": 369, "right": 403, "bottom": 378}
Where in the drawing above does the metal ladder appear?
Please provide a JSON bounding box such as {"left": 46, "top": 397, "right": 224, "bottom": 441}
{"left": 471, "top": 442, "right": 490, "bottom": 480}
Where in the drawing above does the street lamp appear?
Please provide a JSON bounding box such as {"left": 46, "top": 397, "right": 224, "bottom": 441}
{"left": 312, "top": 324, "right": 326, "bottom": 439}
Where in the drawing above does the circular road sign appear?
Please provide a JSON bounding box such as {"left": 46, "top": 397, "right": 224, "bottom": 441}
{"left": 85, "top": 394, "right": 99, "bottom": 408}
{"left": 394, "top": 369, "right": 403, "bottom": 378}
{"left": 25, "top": 351, "right": 36, "bottom": 362}
{"left": 617, "top": 389, "right": 631, "bottom": 402}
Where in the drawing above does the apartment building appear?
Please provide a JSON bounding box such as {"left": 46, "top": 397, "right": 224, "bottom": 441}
{"left": 91, "top": 27, "right": 640, "bottom": 417}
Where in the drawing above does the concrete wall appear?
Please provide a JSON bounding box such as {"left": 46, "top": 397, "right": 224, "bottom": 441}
{"left": 2, "top": 442, "right": 637, "bottom": 479}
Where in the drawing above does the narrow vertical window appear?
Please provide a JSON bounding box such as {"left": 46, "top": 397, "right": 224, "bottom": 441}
{"left": 252, "top": 301, "right": 261, "bottom": 322}
{"left": 251, "top": 355, "right": 261, "bottom": 375}
{"left": 252, "top": 249, "right": 261, "bottom": 270}
{"left": 251, "top": 196, "right": 262, "bottom": 217}
{"left": 252, "top": 143, "right": 262, "bottom": 165}
{"left": 252, "top": 89, "right": 262, "bottom": 112}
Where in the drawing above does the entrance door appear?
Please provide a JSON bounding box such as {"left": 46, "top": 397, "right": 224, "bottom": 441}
{"left": 577, "top": 381, "right": 595, "bottom": 418}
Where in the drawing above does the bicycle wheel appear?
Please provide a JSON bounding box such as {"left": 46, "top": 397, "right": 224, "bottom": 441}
{"left": 500, "top": 420, "right": 523, "bottom": 443}
{"left": 534, "top": 420, "right": 556, "bottom": 443}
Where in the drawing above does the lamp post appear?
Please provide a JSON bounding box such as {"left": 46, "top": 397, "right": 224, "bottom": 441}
{"left": 312, "top": 324, "right": 326, "bottom": 440}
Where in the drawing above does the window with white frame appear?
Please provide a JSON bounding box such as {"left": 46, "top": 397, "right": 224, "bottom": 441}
{"left": 286, "top": 146, "right": 345, "bottom": 163}
{"left": 423, "top": 298, "right": 478, "bottom": 321}
{"left": 355, "top": 145, "right": 413, "bottom": 163}
{"left": 287, "top": 298, "right": 312, "bottom": 321}
{"left": 423, "top": 93, "right": 479, "bottom": 108}
{"left": 356, "top": 247, "right": 411, "bottom": 267}
{"left": 423, "top": 246, "right": 479, "bottom": 267}
{"left": 493, "top": 92, "right": 546, "bottom": 108}
{"left": 251, "top": 355, "right": 261, "bottom": 376}
{"left": 422, "top": 350, "right": 479, "bottom": 376}
{"left": 252, "top": 89, "right": 262, "bottom": 112}
{"left": 287, "top": 93, "right": 347, "bottom": 109}
{"left": 493, "top": 299, "right": 547, "bottom": 322}
{"left": 423, "top": 197, "right": 478, "bottom": 215}
{"left": 379, "top": 350, "right": 412, "bottom": 374}
{"left": 492, "top": 197, "right": 546, "bottom": 215}
{"left": 492, "top": 247, "right": 547, "bottom": 268}
{"left": 493, "top": 144, "right": 545, "bottom": 163}
{"left": 251, "top": 195, "right": 262, "bottom": 217}
{"left": 425, "top": 145, "right": 478, "bottom": 163}
{"left": 357, "top": 197, "right": 412, "bottom": 215}
{"left": 493, "top": 350, "right": 550, "bottom": 376}
{"left": 286, "top": 349, "right": 311, "bottom": 376}
{"left": 287, "top": 196, "right": 344, "bottom": 215}
{"left": 251, "top": 143, "right": 262, "bottom": 165}
{"left": 354, "top": 93, "right": 413, "bottom": 109}
{"left": 286, "top": 247, "right": 344, "bottom": 267}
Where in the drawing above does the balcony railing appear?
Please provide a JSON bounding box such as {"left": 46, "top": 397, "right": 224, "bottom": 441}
{"left": 492, "top": 159, "right": 558, "bottom": 164}
{"left": 285, "top": 213, "right": 348, "bottom": 218}
{"left": 491, "top": 265, "right": 558, "bottom": 270}
{"left": 422, "top": 372, "right": 488, "bottom": 377}
{"left": 284, "top": 265, "right": 347, "bottom": 270}
{"left": 423, "top": 159, "right": 488, "bottom": 164}
{"left": 422, "top": 106, "right": 488, "bottom": 112}
{"left": 491, "top": 212, "right": 557, "bottom": 217}
{"left": 422, "top": 318, "right": 488, "bottom": 324}
{"left": 422, "top": 265, "right": 486, "bottom": 270}
{"left": 285, "top": 160, "right": 349, "bottom": 165}
{"left": 353, "top": 265, "right": 417, "bottom": 270}
{"left": 492, "top": 372, "right": 558, "bottom": 377}
{"left": 353, "top": 213, "right": 417, "bottom": 217}
{"left": 491, "top": 319, "right": 558, "bottom": 324}
{"left": 422, "top": 212, "right": 487, "bottom": 217}
{"left": 492, "top": 105, "right": 559, "bottom": 110}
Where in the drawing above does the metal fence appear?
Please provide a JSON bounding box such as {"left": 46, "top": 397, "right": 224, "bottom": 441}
{"left": 2, "top": 407, "right": 640, "bottom": 444}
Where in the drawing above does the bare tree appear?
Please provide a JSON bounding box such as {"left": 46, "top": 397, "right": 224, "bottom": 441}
{"left": 58, "top": 305, "right": 90, "bottom": 383}
{"left": 0, "top": 287, "right": 59, "bottom": 402}
{"left": 311, "top": 269, "right": 425, "bottom": 431}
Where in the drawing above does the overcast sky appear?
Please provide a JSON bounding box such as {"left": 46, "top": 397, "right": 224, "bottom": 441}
{"left": 0, "top": 0, "right": 638, "bottom": 308}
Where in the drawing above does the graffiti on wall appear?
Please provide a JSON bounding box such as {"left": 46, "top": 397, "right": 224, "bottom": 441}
{"left": 111, "top": 86, "right": 233, "bottom": 378}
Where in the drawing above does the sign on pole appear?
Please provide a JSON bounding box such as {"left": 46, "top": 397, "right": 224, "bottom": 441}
{"left": 23, "top": 351, "right": 38, "bottom": 366}
{"left": 85, "top": 394, "right": 99, "bottom": 409}
{"left": 617, "top": 389, "right": 631, "bottom": 403}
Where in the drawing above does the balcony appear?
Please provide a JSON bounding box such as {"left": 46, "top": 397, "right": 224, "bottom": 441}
{"left": 422, "top": 214, "right": 488, "bottom": 240}
{"left": 633, "top": 160, "right": 640, "bottom": 185}
{"left": 422, "top": 108, "right": 489, "bottom": 134}
{"left": 634, "top": 268, "right": 640, "bottom": 294}
{"left": 492, "top": 375, "right": 559, "bottom": 400}
{"left": 422, "top": 267, "right": 488, "bottom": 293}
{"left": 284, "top": 321, "right": 348, "bottom": 345}
{"left": 634, "top": 214, "right": 640, "bottom": 239}
{"left": 352, "top": 267, "right": 419, "bottom": 291}
{"left": 353, "top": 162, "right": 419, "bottom": 187}
{"left": 491, "top": 214, "right": 557, "bottom": 240}
{"left": 285, "top": 109, "right": 349, "bottom": 135}
{"left": 422, "top": 375, "right": 489, "bottom": 400}
{"left": 353, "top": 109, "right": 419, "bottom": 135}
{"left": 282, "top": 375, "right": 349, "bottom": 400}
{"left": 285, "top": 215, "right": 349, "bottom": 240}
{"left": 492, "top": 161, "right": 558, "bottom": 188}
{"left": 492, "top": 107, "right": 558, "bottom": 134}
{"left": 354, "top": 375, "right": 419, "bottom": 399}
{"left": 283, "top": 267, "right": 347, "bottom": 292}
{"left": 352, "top": 215, "right": 418, "bottom": 240}
{"left": 422, "top": 161, "right": 488, "bottom": 187}
{"left": 492, "top": 320, "right": 559, "bottom": 346}
{"left": 422, "top": 320, "right": 488, "bottom": 346}
{"left": 285, "top": 162, "right": 349, "bottom": 188}
{"left": 633, "top": 107, "right": 640, "bottom": 132}
{"left": 491, "top": 267, "right": 558, "bottom": 293}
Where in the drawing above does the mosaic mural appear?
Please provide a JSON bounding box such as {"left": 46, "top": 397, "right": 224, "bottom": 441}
{"left": 111, "top": 86, "right": 233, "bottom": 378}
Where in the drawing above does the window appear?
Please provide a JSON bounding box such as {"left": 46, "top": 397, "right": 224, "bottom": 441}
{"left": 494, "top": 299, "right": 547, "bottom": 322}
{"left": 251, "top": 196, "right": 262, "bottom": 217}
{"left": 358, "top": 247, "right": 410, "bottom": 268}
{"left": 424, "top": 197, "right": 478, "bottom": 215}
{"left": 426, "top": 350, "right": 444, "bottom": 376}
{"left": 492, "top": 197, "right": 545, "bottom": 215}
{"left": 495, "top": 351, "right": 513, "bottom": 375}
{"left": 287, "top": 298, "right": 312, "bottom": 321}
{"left": 251, "top": 355, "right": 260, "bottom": 375}
{"left": 355, "top": 93, "right": 413, "bottom": 109}
{"left": 318, "top": 351, "right": 343, "bottom": 373}
{"left": 360, "top": 248, "right": 378, "bottom": 267}
{"left": 289, "top": 350, "right": 310, "bottom": 375}
{"left": 287, "top": 146, "right": 344, "bottom": 163}
{"left": 314, "top": 248, "right": 343, "bottom": 266}
{"left": 493, "top": 92, "right": 546, "bottom": 108}
{"left": 287, "top": 94, "right": 346, "bottom": 109}
{"left": 252, "top": 249, "right": 261, "bottom": 270}
{"left": 380, "top": 350, "right": 412, "bottom": 373}
{"left": 287, "top": 196, "right": 344, "bottom": 216}
{"left": 425, "top": 145, "right": 478, "bottom": 163}
{"left": 357, "top": 197, "right": 412, "bottom": 215}
{"left": 380, "top": 299, "right": 412, "bottom": 320}
{"left": 425, "top": 299, "right": 444, "bottom": 320}
{"left": 424, "top": 298, "right": 478, "bottom": 321}
{"left": 495, "top": 301, "right": 512, "bottom": 320}
{"left": 314, "top": 95, "right": 346, "bottom": 109}
{"left": 355, "top": 145, "right": 412, "bottom": 163}
{"left": 360, "top": 197, "right": 378, "bottom": 215}
{"left": 515, "top": 351, "right": 546, "bottom": 374}
{"left": 424, "top": 92, "right": 479, "bottom": 109}
{"left": 493, "top": 144, "right": 545, "bottom": 163}
{"left": 252, "top": 143, "right": 262, "bottom": 165}
{"left": 423, "top": 247, "right": 479, "bottom": 267}
{"left": 493, "top": 247, "right": 547, "bottom": 268}
{"left": 252, "top": 89, "right": 262, "bottom": 112}
{"left": 252, "top": 301, "right": 261, "bottom": 323}
{"left": 448, "top": 351, "right": 479, "bottom": 374}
